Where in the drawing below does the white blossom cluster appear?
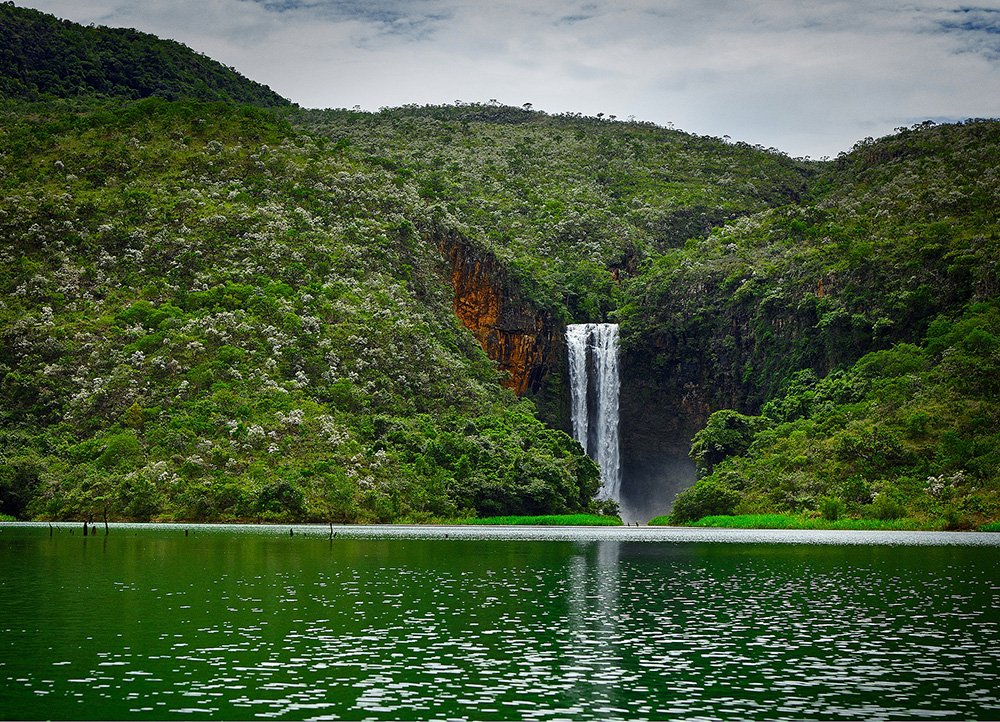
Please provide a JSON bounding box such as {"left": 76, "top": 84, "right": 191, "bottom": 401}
{"left": 925, "top": 470, "right": 967, "bottom": 497}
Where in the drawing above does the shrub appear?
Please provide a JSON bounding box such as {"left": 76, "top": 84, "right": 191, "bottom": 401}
{"left": 0, "top": 454, "right": 43, "bottom": 519}
{"left": 867, "top": 493, "right": 907, "bottom": 520}
{"left": 818, "top": 496, "right": 846, "bottom": 521}
{"left": 668, "top": 479, "right": 740, "bottom": 524}
{"left": 256, "top": 477, "right": 306, "bottom": 518}
{"left": 689, "top": 410, "right": 768, "bottom": 475}
{"left": 591, "top": 497, "right": 620, "bottom": 518}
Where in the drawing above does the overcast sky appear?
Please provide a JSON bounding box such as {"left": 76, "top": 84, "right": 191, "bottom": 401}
{"left": 16, "top": 0, "right": 1000, "bottom": 157}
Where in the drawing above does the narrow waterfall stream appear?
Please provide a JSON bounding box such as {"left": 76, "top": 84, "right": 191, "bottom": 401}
{"left": 566, "top": 323, "right": 621, "bottom": 503}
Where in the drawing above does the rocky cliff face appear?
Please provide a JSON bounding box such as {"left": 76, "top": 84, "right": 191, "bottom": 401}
{"left": 436, "top": 236, "right": 713, "bottom": 521}
{"left": 438, "top": 235, "right": 708, "bottom": 521}
{"left": 440, "top": 237, "right": 561, "bottom": 397}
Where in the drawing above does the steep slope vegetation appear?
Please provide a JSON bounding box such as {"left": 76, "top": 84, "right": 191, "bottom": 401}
{"left": 297, "top": 104, "right": 815, "bottom": 325}
{"left": 0, "top": 99, "right": 598, "bottom": 522}
{"left": 0, "top": 3, "right": 289, "bottom": 106}
{"left": 294, "top": 105, "right": 822, "bottom": 519}
{"left": 636, "top": 121, "right": 1000, "bottom": 527}
{"left": 622, "top": 120, "right": 998, "bottom": 410}
{"left": 668, "top": 299, "right": 1000, "bottom": 529}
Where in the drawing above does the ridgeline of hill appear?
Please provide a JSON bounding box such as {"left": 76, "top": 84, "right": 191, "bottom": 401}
{"left": 0, "top": 3, "right": 997, "bottom": 528}
{"left": 0, "top": 3, "right": 289, "bottom": 106}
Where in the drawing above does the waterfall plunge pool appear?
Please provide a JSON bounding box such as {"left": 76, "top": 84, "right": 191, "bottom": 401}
{"left": 2, "top": 523, "right": 998, "bottom": 721}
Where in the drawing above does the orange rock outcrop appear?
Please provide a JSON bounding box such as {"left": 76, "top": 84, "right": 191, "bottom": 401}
{"left": 442, "top": 240, "right": 557, "bottom": 396}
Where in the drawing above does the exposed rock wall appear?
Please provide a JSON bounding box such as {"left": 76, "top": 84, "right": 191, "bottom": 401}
{"left": 437, "top": 234, "right": 705, "bottom": 521}
{"left": 439, "top": 236, "right": 560, "bottom": 397}
{"left": 436, "top": 235, "right": 708, "bottom": 521}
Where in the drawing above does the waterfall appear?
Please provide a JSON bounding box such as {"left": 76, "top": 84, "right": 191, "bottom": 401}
{"left": 566, "top": 323, "right": 621, "bottom": 503}
{"left": 566, "top": 325, "right": 591, "bottom": 454}
{"left": 592, "top": 325, "right": 621, "bottom": 503}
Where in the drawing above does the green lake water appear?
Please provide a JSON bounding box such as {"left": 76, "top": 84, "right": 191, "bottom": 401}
{"left": 1, "top": 524, "right": 998, "bottom": 721}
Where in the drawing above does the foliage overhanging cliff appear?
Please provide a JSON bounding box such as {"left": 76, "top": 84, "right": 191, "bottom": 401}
{"left": 0, "top": 3, "right": 997, "bottom": 527}
{"left": 296, "top": 103, "right": 814, "bottom": 325}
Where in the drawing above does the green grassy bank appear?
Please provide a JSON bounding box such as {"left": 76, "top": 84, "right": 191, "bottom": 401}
{"left": 648, "top": 513, "right": 1000, "bottom": 531}
{"left": 449, "top": 514, "right": 622, "bottom": 526}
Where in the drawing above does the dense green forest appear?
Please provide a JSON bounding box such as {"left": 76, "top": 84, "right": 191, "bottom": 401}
{"left": 654, "top": 122, "right": 1000, "bottom": 529}
{"left": 0, "top": 98, "right": 606, "bottom": 523}
{"left": 0, "top": 4, "right": 997, "bottom": 528}
{"left": 0, "top": 3, "right": 289, "bottom": 106}
{"left": 669, "top": 299, "right": 1000, "bottom": 527}
{"left": 295, "top": 104, "right": 814, "bottom": 323}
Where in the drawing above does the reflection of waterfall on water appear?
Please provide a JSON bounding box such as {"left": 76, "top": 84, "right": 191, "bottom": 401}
{"left": 566, "top": 541, "right": 622, "bottom": 705}
{"left": 566, "top": 323, "right": 621, "bottom": 503}
{"left": 568, "top": 541, "right": 620, "bottom": 616}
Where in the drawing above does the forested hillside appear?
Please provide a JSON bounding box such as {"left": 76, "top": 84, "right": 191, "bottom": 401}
{"left": 670, "top": 299, "right": 1000, "bottom": 528}
{"left": 0, "top": 3, "right": 289, "bottom": 106}
{"left": 651, "top": 121, "right": 1000, "bottom": 528}
{"left": 0, "top": 4, "right": 997, "bottom": 528}
{"left": 0, "top": 100, "right": 598, "bottom": 522}
{"left": 297, "top": 104, "right": 814, "bottom": 325}
{"left": 623, "top": 120, "right": 999, "bottom": 410}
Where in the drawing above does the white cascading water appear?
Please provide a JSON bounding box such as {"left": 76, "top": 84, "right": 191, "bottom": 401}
{"left": 566, "top": 324, "right": 591, "bottom": 454}
{"left": 566, "top": 323, "right": 621, "bottom": 503}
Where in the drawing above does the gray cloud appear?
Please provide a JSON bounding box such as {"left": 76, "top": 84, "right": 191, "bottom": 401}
{"left": 14, "top": 0, "right": 1000, "bottom": 157}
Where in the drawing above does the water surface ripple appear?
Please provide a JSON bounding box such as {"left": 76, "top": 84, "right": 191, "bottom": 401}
{"left": 1, "top": 524, "right": 997, "bottom": 721}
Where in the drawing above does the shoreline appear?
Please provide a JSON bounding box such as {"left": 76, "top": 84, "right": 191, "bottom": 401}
{"left": 4, "top": 520, "right": 999, "bottom": 546}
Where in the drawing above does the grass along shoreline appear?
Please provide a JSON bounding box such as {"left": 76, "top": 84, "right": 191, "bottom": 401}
{"left": 8, "top": 512, "right": 996, "bottom": 530}
{"left": 648, "top": 513, "right": 1000, "bottom": 532}
{"left": 2, "top": 514, "right": 622, "bottom": 527}
{"left": 446, "top": 514, "right": 623, "bottom": 526}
